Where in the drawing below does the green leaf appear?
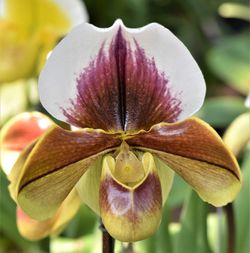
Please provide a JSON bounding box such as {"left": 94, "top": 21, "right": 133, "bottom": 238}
{"left": 168, "top": 176, "right": 190, "bottom": 208}
{"left": 0, "top": 81, "right": 27, "bottom": 125}
{"left": 197, "top": 96, "right": 248, "bottom": 128}
{"left": 0, "top": 171, "right": 38, "bottom": 252}
{"left": 174, "top": 190, "right": 212, "bottom": 253}
{"left": 207, "top": 33, "right": 250, "bottom": 94}
{"left": 62, "top": 205, "right": 97, "bottom": 238}
{"left": 234, "top": 148, "right": 250, "bottom": 253}
{"left": 137, "top": 204, "right": 172, "bottom": 253}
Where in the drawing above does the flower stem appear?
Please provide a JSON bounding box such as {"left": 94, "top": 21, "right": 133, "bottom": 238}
{"left": 40, "top": 237, "right": 50, "bottom": 253}
{"left": 125, "top": 243, "right": 134, "bottom": 253}
{"left": 224, "top": 203, "right": 235, "bottom": 253}
{"left": 100, "top": 221, "right": 115, "bottom": 253}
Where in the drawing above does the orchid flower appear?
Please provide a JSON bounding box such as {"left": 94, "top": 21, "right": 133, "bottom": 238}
{"left": 0, "top": 0, "right": 88, "bottom": 84}
{"left": 0, "top": 112, "right": 80, "bottom": 240}
{"left": 12, "top": 20, "right": 241, "bottom": 242}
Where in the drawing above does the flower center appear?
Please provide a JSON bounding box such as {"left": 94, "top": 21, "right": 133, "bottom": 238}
{"left": 112, "top": 142, "right": 145, "bottom": 186}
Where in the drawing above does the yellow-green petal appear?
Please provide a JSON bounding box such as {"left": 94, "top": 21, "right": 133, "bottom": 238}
{"left": 15, "top": 125, "right": 120, "bottom": 220}
{"left": 76, "top": 156, "right": 103, "bottom": 215}
{"left": 17, "top": 189, "right": 80, "bottom": 240}
{"left": 128, "top": 117, "right": 241, "bottom": 207}
{"left": 99, "top": 153, "right": 162, "bottom": 242}
{"left": 223, "top": 112, "right": 250, "bottom": 156}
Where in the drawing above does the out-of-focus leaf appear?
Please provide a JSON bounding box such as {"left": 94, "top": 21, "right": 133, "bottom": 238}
{"left": 197, "top": 96, "right": 248, "bottom": 128}
{"left": 174, "top": 190, "right": 212, "bottom": 253}
{"left": 0, "top": 81, "right": 27, "bottom": 125}
{"left": 0, "top": 171, "right": 38, "bottom": 252}
{"left": 207, "top": 210, "right": 227, "bottom": 253}
{"left": 54, "top": 223, "right": 107, "bottom": 253}
{"left": 62, "top": 205, "right": 97, "bottom": 239}
{"left": 234, "top": 147, "right": 250, "bottom": 253}
{"left": 51, "top": 234, "right": 93, "bottom": 253}
{"left": 218, "top": 3, "right": 250, "bottom": 21}
{"left": 168, "top": 175, "right": 190, "bottom": 208}
{"left": 137, "top": 205, "right": 172, "bottom": 253}
{"left": 207, "top": 33, "right": 250, "bottom": 94}
{"left": 84, "top": 0, "right": 148, "bottom": 27}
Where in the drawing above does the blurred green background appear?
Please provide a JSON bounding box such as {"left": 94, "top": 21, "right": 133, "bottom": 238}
{"left": 0, "top": 0, "right": 249, "bottom": 252}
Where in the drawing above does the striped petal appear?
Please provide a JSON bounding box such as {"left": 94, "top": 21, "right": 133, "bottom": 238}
{"left": 15, "top": 125, "right": 121, "bottom": 220}
{"left": 127, "top": 117, "right": 241, "bottom": 206}
{"left": 9, "top": 140, "right": 38, "bottom": 201}
{"left": 39, "top": 20, "right": 205, "bottom": 132}
{"left": 100, "top": 152, "right": 165, "bottom": 242}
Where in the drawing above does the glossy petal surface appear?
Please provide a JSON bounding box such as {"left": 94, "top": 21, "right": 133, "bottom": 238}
{"left": 39, "top": 20, "right": 205, "bottom": 131}
{"left": 16, "top": 125, "right": 121, "bottom": 220}
{"left": 76, "top": 156, "right": 103, "bottom": 214}
{"left": 76, "top": 151, "right": 174, "bottom": 215}
{"left": 0, "top": 111, "right": 52, "bottom": 175}
{"left": 1, "top": 112, "right": 53, "bottom": 151}
{"left": 127, "top": 117, "right": 241, "bottom": 206}
{"left": 100, "top": 153, "right": 162, "bottom": 242}
{"left": 223, "top": 112, "right": 250, "bottom": 156}
{"left": 153, "top": 154, "right": 175, "bottom": 204}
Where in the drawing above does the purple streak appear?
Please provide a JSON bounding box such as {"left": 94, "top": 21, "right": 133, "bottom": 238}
{"left": 62, "top": 26, "right": 182, "bottom": 131}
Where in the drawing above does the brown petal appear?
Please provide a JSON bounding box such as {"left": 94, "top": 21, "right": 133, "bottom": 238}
{"left": 9, "top": 140, "right": 38, "bottom": 201}
{"left": 99, "top": 153, "right": 162, "bottom": 242}
{"left": 16, "top": 125, "right": 121, "bottom": 220}
{"left": 127, "top": 117, "right": 241, "bottom": 206}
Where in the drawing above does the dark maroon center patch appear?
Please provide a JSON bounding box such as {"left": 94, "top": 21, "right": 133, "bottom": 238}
{"left": 62, "top": 26, "right": 182, "bottom": 132}
{"left": 99, "top": 172, "right": 162, "bottom": 223}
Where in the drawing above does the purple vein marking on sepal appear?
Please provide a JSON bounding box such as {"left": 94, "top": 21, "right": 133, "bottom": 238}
{"left": 114, "top": 26, "right": 127, "bottom": 129}
{"left": 125, "top": 38, "right": 182, "bottom": 130}
{"left": 61, "top": 40, "right": 122, "bottom": 131}
{"left": 62, "top": 26, "right": 182, "bottom": 131}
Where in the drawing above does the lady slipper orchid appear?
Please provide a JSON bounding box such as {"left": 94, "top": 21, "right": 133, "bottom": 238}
{"left": 13, "top": 20, "right": 241, "bottom": 242}
{"left": 1, "top": 112, "right": 81, "bottom": 240}
{"left": 0, "top": 0, "right": 88, "bottom": 84}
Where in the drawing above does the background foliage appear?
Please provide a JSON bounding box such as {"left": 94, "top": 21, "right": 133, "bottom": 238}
{"left": 0, "top": 0, "right": 249, "bottom": 252}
